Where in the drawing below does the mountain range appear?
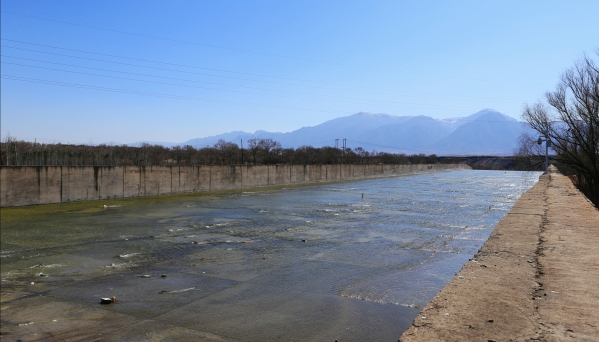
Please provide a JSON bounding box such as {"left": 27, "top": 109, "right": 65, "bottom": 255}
{"left": 132, "top": 109, "right": 531, "bottom": 156}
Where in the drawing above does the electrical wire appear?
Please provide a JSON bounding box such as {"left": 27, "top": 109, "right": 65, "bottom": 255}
{"left": 1, "top": 55, "right": 527, "bottom": 107}
{"left": 1, "top": 45, "right": 527, "bottom": 108}
{"left": 0, "top": 38, "right": 401, "bottom": 89}
{"left": 3, "top": 61, "right": 524, "bottom": 111}
{"left": 0, "top": 10, "right": 543, "bottom": 85}
{"left": 1, "top": 74, "right": 353, "bottom": 114}
{"left": 1, "top": 40, "right": 529, "bottom": 103}
{"left": 2, "top": 73, "right": 528, "bottom": 118}
{"left": 1, "top": 61, "right": 367, "bottom": 104}
{"left": 4, "top": 45, "right": 336, "bottom": 89}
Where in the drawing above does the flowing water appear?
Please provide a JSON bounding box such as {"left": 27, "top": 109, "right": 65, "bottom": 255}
{"left": 0, "top": 170, "right": 540, "bottom": 341}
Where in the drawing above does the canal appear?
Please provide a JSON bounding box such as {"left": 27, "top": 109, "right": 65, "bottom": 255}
{"left": 0, "top": 170, "right": 540, "bottom": 341}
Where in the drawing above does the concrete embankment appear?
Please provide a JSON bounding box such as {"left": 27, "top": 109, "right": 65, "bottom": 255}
{"left": 400, "top": 166, "right": 599, "bottom": 341}
{"left": 0, "top": 163, "right": 468, "bottom": 207}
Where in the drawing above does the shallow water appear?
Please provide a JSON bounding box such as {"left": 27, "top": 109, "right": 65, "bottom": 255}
{"left": 0, "top": 170, "right": 540, "bottom": 341}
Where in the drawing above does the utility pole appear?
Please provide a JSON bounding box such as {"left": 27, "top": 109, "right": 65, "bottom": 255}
{"left": 241, "top": 139, "right": 244, "bottom": 165}
{"left": 537, "top": 136, "right": 551, "bottom": 174}
{"left": 342, "top": 138, "right": 347, "bottom": 163}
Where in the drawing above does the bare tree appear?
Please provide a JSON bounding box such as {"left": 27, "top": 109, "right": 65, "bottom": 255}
{"left": 294, "top": 145, "right": 318, "bottom": 164}
{"left": 258, "top": 138, "right": 281, "bottom": 164}
{"left": 247, "top": 138, "right": 260, "bottom": 165}
{"left": 520, "top": 51, "right": 599, "bottom": 206}
{"left": 213, "top": 139, "right": 239, "bottom": 164}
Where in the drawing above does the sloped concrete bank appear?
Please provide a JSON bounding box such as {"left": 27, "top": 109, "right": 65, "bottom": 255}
{"left": 400, "top": 166, "right": 599, "bottom": 341}
{"left": 0, "top": 163, "right": 468, "bottom": 207}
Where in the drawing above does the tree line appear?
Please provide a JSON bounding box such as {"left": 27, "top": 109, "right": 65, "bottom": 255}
{"left": 1, "top": 136, "right": 444, "bottom": 167}
{"left": 517, "top": 50, "right": 599, "bottom": 206}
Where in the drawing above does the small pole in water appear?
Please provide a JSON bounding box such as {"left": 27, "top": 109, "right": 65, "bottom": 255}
{"left": 362, "top": 193, "right": 364, "bottom": 199}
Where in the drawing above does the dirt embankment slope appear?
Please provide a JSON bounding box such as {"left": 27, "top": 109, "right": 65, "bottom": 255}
{"left": 400, "top": 166, "right": 599, "bottom": 341}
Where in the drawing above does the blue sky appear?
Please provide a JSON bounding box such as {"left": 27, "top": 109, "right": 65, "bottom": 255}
{"left": 1, "top": 0, "right": 598, "bottom": 144}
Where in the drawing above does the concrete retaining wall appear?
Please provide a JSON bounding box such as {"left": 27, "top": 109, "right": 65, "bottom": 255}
{"left": 0, "top": 164, "right": 469, "bottom": 207}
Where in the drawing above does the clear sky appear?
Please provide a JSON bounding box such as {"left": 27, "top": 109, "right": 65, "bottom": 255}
{"left": 1, "top": 0, "right": 598, "bottom": 144}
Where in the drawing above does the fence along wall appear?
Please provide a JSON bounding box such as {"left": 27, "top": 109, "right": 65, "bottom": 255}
{"left": 0, "top": 164, "right": 469, "bottom": 207}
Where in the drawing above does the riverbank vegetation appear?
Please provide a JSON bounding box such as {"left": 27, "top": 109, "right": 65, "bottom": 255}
{"left": 517, "top": 51, "right": 599, "bottom": 206}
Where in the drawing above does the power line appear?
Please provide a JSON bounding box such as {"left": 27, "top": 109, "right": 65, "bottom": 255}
{"left": 3, "top": 45, "right": 336, "bottom": 89}
{"left": 1, "top": 11, "right": 542, "bottom": 86}
{"left": 1, "top": 11, "right": 388, "bottom": 71}
{"left": 3, "top": 61, "right": 411, "bottom": 107}
{"left": 3, "top": 72, "right": 529, "bottom": 118}
{"left": 0, "top": 50, "right": 527, "bottom": 104}
{"left": 3, "top": 61, "right": 523, "bottom": 111}
{"left": 1, "top": 74, "right": 352, "bottom": 114}
{"left": 2, "top": 71, "right": 526, "bottom": 122}
{"left": 0, "top": 38, "right": 400, "bottom": 90}
{"left": 3, "top": 54, "right": 334, "bottom": 94}
{"left": 1, "top": 39, "right": 530, "bottom": 102}
{"left": 4, "top": 55, "right": 412, "bottom": 103}
{"left": 1, "top": 61, "right": 359, "bottom": 103}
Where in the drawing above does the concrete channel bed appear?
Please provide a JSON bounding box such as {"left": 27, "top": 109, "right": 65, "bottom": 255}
{"left": 400, "top": 166, "right": 599, "bottom": 341}
{"left": 2, "top": 167, "right": 596, "bottom": 341}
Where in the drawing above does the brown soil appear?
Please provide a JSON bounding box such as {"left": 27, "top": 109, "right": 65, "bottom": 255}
{"left": 400, "top": 166, "right": 599, "bottom": 341}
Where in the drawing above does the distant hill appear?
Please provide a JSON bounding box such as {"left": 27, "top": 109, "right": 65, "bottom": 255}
{"left": 128, "top": 109, "right": 528, "bottom": 156}
{"left": 356, "top": 115, "right": 452, "bottom": 153}
{"left": 431, "top": 110, "right": 526, "bottom": 155}
{"left": 184, "top": 131, "right": 256, "bottom": 148}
